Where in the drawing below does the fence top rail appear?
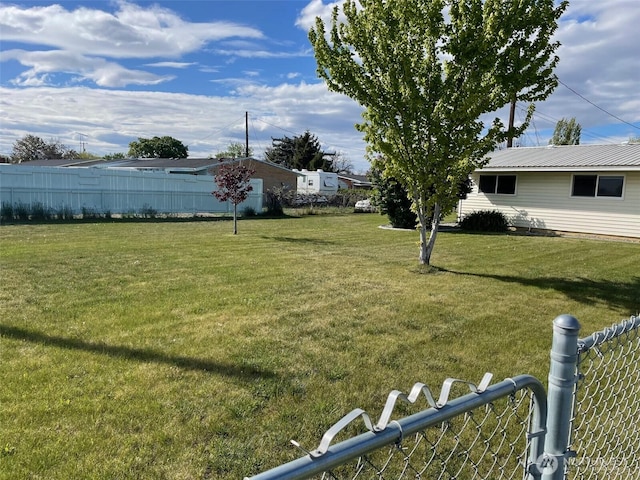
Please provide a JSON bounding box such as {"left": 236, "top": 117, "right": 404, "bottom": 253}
{"left": 577, "top": 315, "right": 640, "bottom": 353}
{"left": 245, "top": 373, "right": 547, "bottom": 480}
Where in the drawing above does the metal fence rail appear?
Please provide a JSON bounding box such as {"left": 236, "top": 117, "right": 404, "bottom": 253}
{"left": 246, "top": 374, "right": 548, "bottom": 480}
{"left": 245, "top": 315, "right": 640, "bottom": 480}
{"left": 567, "top": 315, "right": 640, "bottom": 479}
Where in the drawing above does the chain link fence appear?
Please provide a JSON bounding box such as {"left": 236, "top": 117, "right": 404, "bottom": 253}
{"left": 246, "top": 374, "right": 548, "bottom": 480}
{"left": 566, "top": 315, "right": 640, "bottom": 479}
{"left": 246, "top": 315, "right": 639, "bottom": 480}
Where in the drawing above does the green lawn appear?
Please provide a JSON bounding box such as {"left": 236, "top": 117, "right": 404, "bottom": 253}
{"left": 1, "top": 214, "right": 638, "bottom": 479}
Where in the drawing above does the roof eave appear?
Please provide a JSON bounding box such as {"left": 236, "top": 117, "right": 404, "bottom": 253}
{"left": 476, "top": 166, "right": 640, "bottom": 173}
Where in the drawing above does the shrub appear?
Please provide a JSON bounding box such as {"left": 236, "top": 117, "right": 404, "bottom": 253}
{"left": 14, "top": 202, "right": 30, "bottom": 221}
{"left": 81, "top": 207, "right": 101, "bottom": 219}
{"left": 30, "top": 202, "right": 53, "bottom": 221}
{"left": 460, "top": 210, "right": 509, "bottom": 232}
{"left": 1, "top": 202, "right": 14, "bottom": 222}
{"left": 263, "top": 189, "right": 284, "bottom": 216}
{"left": 139, "top": 204, "right": 158, "bottom": 218}
{"left": 56, "top": 205, "right": 74, "bottom": 220}
{"left": 242, "top": 206, "right": 257, "bottom": 217}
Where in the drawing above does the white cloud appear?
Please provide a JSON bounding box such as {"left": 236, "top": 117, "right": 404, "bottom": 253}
{"left": 2, "top": 49, "right": 174, "bottom": 88}
{"left": 145, "top": 62, "right": 196, "bottom": 69}
{"left": 0, "top": 1, "right": 264, "bottom": 59}
{"left": 0, "top": 83, "right": 369, "bottom": 170}
{"left": 295, "top": 0, "right": 346, "bottom": 31}
{"left": 0, "top": 1, "right": 269, "bottom": 88}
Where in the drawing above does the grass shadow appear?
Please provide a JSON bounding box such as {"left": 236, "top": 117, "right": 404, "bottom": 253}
{"left": 0, "top": 324, "right": 278, "bottom": 381}
{"left": 440, "top": 269, "right": 640, "bottom": 313}
{"left": 260, "top": 235, "right": 335, "bottom": 245}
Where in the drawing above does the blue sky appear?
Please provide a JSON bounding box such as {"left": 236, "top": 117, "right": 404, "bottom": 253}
{"left": 1, "top": 0, "right": 639, "bottom": 172}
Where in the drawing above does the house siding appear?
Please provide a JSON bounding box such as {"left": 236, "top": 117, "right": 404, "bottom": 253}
{"left": 208, "top": 160, "right": 298, "bottom": 193}
{"left": 459, "top": 171, "right": 640, "bottom": 238}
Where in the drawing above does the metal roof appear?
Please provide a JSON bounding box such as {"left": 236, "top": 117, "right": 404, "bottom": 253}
{"left": 479, "top": 144, "right": 640, "bottom": 172}
{"left": 10, "top": 157, "right": 296, "bottom": 174}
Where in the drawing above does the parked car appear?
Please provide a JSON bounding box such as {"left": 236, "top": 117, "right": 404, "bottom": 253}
{"left": 354, "top": 198, "right": 376, "bottom": 212}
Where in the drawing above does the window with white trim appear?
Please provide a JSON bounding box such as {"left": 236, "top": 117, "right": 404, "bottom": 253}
{"left": 478, "top": 175, "right": 517, "bottom": 195}
{"left": 571, "top": 174, "right": 624, "bottom": 198}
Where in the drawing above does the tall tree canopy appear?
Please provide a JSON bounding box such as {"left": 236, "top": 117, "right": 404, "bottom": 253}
{"left": 265, "top": 131, "right": 334, "bottom": 172}
{"left": 550, "top": 117, "right": 581, "bottom": 145}
{"left": 11, "top": 135, "right": 78, "bottom": 163}
{"left": 128, "top": 136, "right": 188, "bottom": 158}
{"left": 309, "top": 0, "right": 567, "bottom": 265}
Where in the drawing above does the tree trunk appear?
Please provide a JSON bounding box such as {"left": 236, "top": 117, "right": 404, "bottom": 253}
{"left": 233, "top": 204, "right": 238, "bottom": 235}
{"left": 418, "top": 203, "right": 441, "bottom": 265}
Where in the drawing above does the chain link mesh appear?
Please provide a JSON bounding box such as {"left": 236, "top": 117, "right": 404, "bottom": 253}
{"left": 568, "top": 316, "right": 640, "bottom": 479}
{"left": 295, "top": 388, "right": 538, "bottom": 480}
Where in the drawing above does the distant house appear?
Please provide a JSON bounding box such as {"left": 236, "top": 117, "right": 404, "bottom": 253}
{"left": 207, "top": 157, "right": 300, "bottom": 193}
{"left": 458, "top": 144, "right": 640, "bottom": 238}
{"left": 338, "top": 173, "right": 373, "bottom": 190}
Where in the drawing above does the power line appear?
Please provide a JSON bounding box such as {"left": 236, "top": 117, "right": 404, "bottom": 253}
{"left": 557, "top": 78, "right": 640, "bottom": 131}
{"left": 515, "top": 104, "right": 618, "bottom": 144}
{"left": 194, "top": 115, "right": 246, "bottom": 143}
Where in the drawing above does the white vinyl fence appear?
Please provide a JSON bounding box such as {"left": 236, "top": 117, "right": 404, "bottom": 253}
{"left": 0, "top": 164, "right": 263, "bottom": 216}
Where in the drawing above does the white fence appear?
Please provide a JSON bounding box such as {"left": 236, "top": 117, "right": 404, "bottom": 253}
{"left": 0, "top": 165, "right": 263, "bottom": 215}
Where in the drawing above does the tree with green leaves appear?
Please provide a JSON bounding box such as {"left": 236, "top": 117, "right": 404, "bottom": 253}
{"left": 265, "top": 131, "right": 334, "bottom": 171}
{"left": 10, "top": 134, "right": 78, "bottom": 163}
{"left": 103, "top": 152, "right": 126, "bottom": 160}
{"left": 215, "top": 142, "right": 253, "bottom": 159}
{"left": 128, "top": 136, "right": 188, "bottom": 158}
{"left": 309, "top": 0, "right": 567, "bottom": 265}
{"left": 549, "top": 117, "right": 581, "bottom": 145}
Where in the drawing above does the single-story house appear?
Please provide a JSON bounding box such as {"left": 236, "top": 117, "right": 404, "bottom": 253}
{"left": 458, "top": 144, "right": 640, "bottom": 238}
{"left": 209, "top": 157, "right": 300, "bottom": 193}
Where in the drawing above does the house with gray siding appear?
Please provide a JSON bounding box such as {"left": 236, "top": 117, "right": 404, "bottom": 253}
{"left": 458, "top": 144, "right": 640, "bottom": 238}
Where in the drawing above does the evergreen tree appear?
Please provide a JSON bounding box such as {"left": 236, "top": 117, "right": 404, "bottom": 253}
{"left": 265, "top": 131, "right": 334, "bottom": 171}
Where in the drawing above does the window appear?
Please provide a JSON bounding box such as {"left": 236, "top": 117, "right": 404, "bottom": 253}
{"left": 478, "top": 175, "right": 516, "bottom": 195}
{"left": 308, "top": 179, "right": 314, "bottom": 186}
{"left": 571, "top": 175, "right": 624, "bottom": 198}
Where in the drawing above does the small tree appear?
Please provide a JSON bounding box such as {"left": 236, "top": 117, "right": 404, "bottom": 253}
{"left": 549, "top": 117, "right": 581, "bottom": 145}
{"left": 215, "top": 142, "right": 253, "bottom": 159}
{"left": 212, "top": 162, "right": 256, "bottom": 234}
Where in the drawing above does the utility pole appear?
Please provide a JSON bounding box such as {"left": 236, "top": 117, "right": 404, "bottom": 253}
{"left": 245, "top": 111, "right": 249, "bottom": 158}
{"left": 507, "top": 98, "right": 516, "bottom": 148}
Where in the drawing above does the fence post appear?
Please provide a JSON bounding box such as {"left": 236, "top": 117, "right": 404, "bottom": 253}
{"left": 542, "top": 314, "right": 580, "bottom": 480}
